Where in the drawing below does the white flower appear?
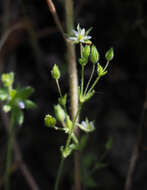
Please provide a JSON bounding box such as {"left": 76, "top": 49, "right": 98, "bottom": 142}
{"left": 18, "top": 101, "right": 25, "bottom": 109}
{"left": 77, "top": 118, "right": 95, "bottom": 133}
{"left": 69, "top": 24, "right": 92, "bottom": 44}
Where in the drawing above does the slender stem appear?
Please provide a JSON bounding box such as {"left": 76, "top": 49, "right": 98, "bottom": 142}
{"left": 87, "top": 76, "right": 101, "bottom": 94}
{"left": 54, "top": 104, "right": 82, "bottom": 190}
{"left": 54, "top": 157, "right": 64, "bottom": 190}
{"left": 56, "top": 79, "right": 62, "bottom": 97}
{"left": 80, "top": 43, "right": 84, "bottom": 96}
{"left": 84, "top": 64, "right": 96, "bottom": 95}
{"left": 4, "top": 111, "right": 15, "bottom": 190}
{"left": 81, "top": 65, "right": 84, "bottom": 96}
{"left": 46, "top": 0, "right": 66, "bottom": 40}
{"left": 103, "top": 61, "right": 109, "bottom": 71}
{"left": 65, "top": 103, "right": 82, "bottom": 149}
{"left": 80, "top": 43, "right": 83, "bottom": 58}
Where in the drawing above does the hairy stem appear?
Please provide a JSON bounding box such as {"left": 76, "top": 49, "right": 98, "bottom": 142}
{"left": 65, "top": 1, "right": 81, "bottom": 189}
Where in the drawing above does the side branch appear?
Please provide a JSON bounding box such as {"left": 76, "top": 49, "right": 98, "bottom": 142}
{"left": 46, "top": 0, "right": 66, "bottom": 40}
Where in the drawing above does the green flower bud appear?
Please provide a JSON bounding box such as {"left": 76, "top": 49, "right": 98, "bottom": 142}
{"left": 58, "top": 94, "right": 67, "bottom": 107}
{"left": 51, "top": 64, "right": 60, "bottom": 80}
{"left": 90, "top": 45, "right": 99, "bottom": 64}
{"left": 44, "top": 114, "right": 56, "bottom": 127}
{"left": 54, "top": 104, "right": 65, "bottom": 122}
{"left": 83, "top": 45, "right": 90, "bottom": 59}
{"left": 65, "top": 115, "right": 72, "bottom": 130}
{"left": 105, "top": 48, "right": 114, "bottom": 61}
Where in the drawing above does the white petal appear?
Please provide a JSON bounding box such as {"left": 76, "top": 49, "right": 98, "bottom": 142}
{"left": 80, "top": 39, "right": 85, "bottom": 43}
{"left": 69, "top": 37, "right": 77, "bottom": 41}
{"left": 72, "top": 30, "right": 78, "bottom": 36}
{"left": 85, "top": 36, "right": 91, "bottom": 40}
{"left": 81, "top": 28, "right": 85, "bottom": 35}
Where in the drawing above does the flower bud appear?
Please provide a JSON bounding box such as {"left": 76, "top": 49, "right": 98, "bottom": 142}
{"left": 54, "top": 104, "right": 65, "bottom": 122}
{"left": 90, "top": 45, "right": 99, "bottom": 64}
{"left": 105, "top": 48, "right": 114, "bottom": 61}
{"left": 44, "top": 114, "right": 56, "bottom": 127}
{"left": 51, "top": 64, "right": 60, "bottom": 80}
{"left": 65, "top": 115, "right": 72, "bottom": 130}
{"left": 58, "top": 94, "right": 67, "bottom": 107}
{"left": 83, "top": 45, "right": 90, "bottom": 59}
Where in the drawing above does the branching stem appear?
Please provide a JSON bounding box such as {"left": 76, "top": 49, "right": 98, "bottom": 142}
{"left": 84, "top": 64, "right": 96, "bottom": 95}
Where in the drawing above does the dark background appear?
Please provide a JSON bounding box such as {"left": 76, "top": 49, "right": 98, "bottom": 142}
{"left": 0, "top": 0, "right": 147, "bottom": 189}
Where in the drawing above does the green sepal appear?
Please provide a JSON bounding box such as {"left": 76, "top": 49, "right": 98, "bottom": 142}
{"left": 60, "top": 144, "right": 77, "bottom": 158}
{"left": 80, "top": 90, "right": 95, "bottom": 103}
{"left": 97, "top": 63, "right": 107, "bottom": 77}
{"left": 58, "top": 94, "right": 67, "bottom": 107}
{"left": 79, "top": 57, "right": 88, "bottom": 66}
{"left": 85, "top": 27, "right": 93, "bottom": 36}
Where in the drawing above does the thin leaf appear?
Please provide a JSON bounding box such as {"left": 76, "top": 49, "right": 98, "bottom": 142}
{"left": 14, "top": 108, "right": 24, "bottom": 126}
{"left": 24, "top": 100, "right": 36, "bottom": 109}
{"left": 17, "top": 86, "right": 34, "bottom": 99}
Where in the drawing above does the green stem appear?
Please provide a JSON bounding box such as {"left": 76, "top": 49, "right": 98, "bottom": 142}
{"left": 87, "top": 76, "right": 101, "bottom": 95}
{"left": 80, "top": 43, "right": 83, "bottom": 58}
{"left": 4, "top": 111, "right": 15, "bottom": 190}
{"left": 103, "top": 61, "right": 109, "bottom": 71}
{"left": 56, "top": 79, "right": 62, "bottom": 97}
{"left": 81, "top": 65, "right": 84, "bottom": 96}
{"left": 54, "top": 104, "right": 82, "bottom": 190}
{"left": 65, "top": 103, "right": 82, "bottom": 149}
{"left": 84, "top": 64, "right": 96, "bottom": 95}
{"left": 54, "top": 156, "right": 64, "bottom": 190}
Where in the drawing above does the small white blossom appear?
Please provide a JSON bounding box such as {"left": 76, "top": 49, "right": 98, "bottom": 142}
{"left": 69, "top": 24, "right": 92, "bottom": 44}
{"left": 18, "top": 101, "right": 25, "bottom": 109}
{"left": 77, "top": 118, "right": 95, "bottom": 133}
